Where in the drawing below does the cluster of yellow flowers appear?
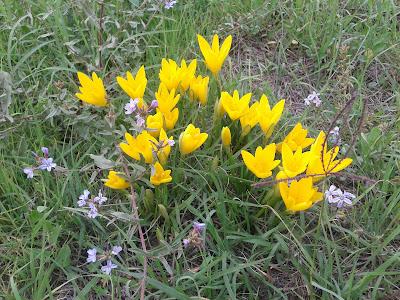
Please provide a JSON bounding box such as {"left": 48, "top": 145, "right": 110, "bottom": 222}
{"left": 75, "top": 33, "right": 352, "bottom": 213}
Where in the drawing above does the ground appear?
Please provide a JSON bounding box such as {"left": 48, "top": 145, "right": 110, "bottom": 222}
{"left": 0, "top": 1, "right": 399, "bottom": 299}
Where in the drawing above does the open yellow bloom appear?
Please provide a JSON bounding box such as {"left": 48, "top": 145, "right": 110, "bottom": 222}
{"left": 155, "top": 83, "right": 180, "bottom": 113}
{"left": 179, "top": 124, "right": 208, "bottom": 155}
{"left": 189, "top": 75, "right": 209, "bottom": 105}
{"left": 220, "top": 90, "right": 251, "bottom": 121}
{"left": 179, "top": 59, "right": 197, "bottom": 93}
{"left": 156, "top": 128, "right": 173, "bottom": 165}
{"left": 150, "top": 162, "right": 172, "bottom": 186}
{"left": 221, "top": 126, "right": 231, "bottom": 148}
{"left": 257, "top": 95, "right": 285, "bottom": 138}
{"left": 75, "top": 72, "right": 107, "bottom": 106}
{"left": 281, "top": 143, "right": 310, "bottom": 178}
{"left": 278, "top": 177, "right": 323, "bottom": 212}
{"left": 241, "top": 143, "right": 280, "bottom": 178}
{"left": 119, "top": 131, "right": 157, "bottom": 164}
{"left": 104, "top": 171, "right": 130, "bottom": 190}
{"left": 197, "top": 34, "right": 232, "bottom": 76}
{"left": 116, "top": 66, "right": 147, "bottom": 108}
{"left": 159, "top": 58, "right": 181, "bottom": 91}
{"left": 146, "top": 112, "right": 164, "bottom": 137}
{"left": 278, "top": 123, "right": 314, "bottom": 152}
{"left": 306, "top": 131, "right": 352, "bottom": 180}
{"left": 159, "top": 108, "right": 179, "bottom": 130}
{"left": 240, "top": 101, "right": 260, "bottom": 136}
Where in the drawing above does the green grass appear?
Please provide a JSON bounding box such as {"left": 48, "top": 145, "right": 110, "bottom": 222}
{"left": 1, "top": 0, "right": 399, "bottom": 299}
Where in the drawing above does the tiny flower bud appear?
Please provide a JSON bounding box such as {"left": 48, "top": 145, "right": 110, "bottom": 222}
{"left": 149, "top": 100, "right": 158, "bottom": 110}
{"left": 41, "top": 147, "right": 49, "bottom": 156}
{"left": 193, "top": 221, "right": 206, "bottom": 233}
{"left": 221, "top": 126, "right": 231, "bottom": 148}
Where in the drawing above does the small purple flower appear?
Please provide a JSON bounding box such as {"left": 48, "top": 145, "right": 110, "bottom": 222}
{"left": 163, "top": 0, "right": 177, "bottom": 9}
{"left": 38, "top": 157, "right": 56, "bottom": 172}
{"left": 23, "top": 167, "right": 35, "bottom": 179}
{"left": 93, "top": 190, "right": 107, "bottom": 205}
{"left": 78, "top": 189, "right": 90, "bottom": 207}
{"left": 41, "top": 147, "right": 49, "bottom": 156}
{"left": 149, "top": 100, "right": 158, "bottom": 111}
{"left": 111, "top": 246, "right": 122, "bottom": 255}
{"left": 136, "top": 115, "right": 145, "bottom": 128}
{"left": 304, "top": 91, "right": 321, "bottom": 107}
{"left": 329, "top": 126, "right": 341, "bottom": 145}
{"left": 167, "top": 139, "right": 175, "bottom": 147}
{"left": 325, "top": 185, "right": 339, "bottom": 203}
{"left": 125, "top": 98, "right": 139, "bottom": 115}
{"left": 327, "top": 187, "right": 356, "bottom": 208}
{"left": 101, "top": 260, "right": 118, "bottom": 275}
{"left": 183, "top": 239, "right": 190, "bottom": 248}
{"left": 87, "top": 204, "right": 98, "bottom": 218}
{"left": 193, "top": 221, "right": 206, "bottom": 233}
{"left": 87, "top": 248, "right": 97, "bottom": 263}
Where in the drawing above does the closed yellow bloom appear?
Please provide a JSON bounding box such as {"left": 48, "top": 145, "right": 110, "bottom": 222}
{"left": 221, "top": 126, "right": 231, "bottom": 147}
{"left": 257, "top": 95, "right": 285, "bottom": 138}
{"left": 306, "top": 131, "right": 352, "bottom": 180}
{"left": 240, "top": 101, "right": 260, "bottom": 136}
{"left": 241, "top": 143, "right": 280, "bottom": 178}
{"left": 104, "top": 171, "right": 130, "bottom": 190}
{"left": 146, "top": 112, "right": 164, "bottom": 137}
{"left": 197, "top": 34, "right": 232, "bottom": 76}
{"left": 179, "top": 124, "right": 208, "bottom": 155}
{"left": 189, "top": 75, "right": 209, "bottom": 105}
{"left": 75, "top": 72, "right": 107, "bottom": 106}
{"left": 155, "top": 83, "right": 180, "bottom": 113}
{"left": 159, "top": 108, "right": 179, "bottom": 130}
{"left": 150, "top": 162, "right": 172, "bottom": 186}
{"left": 220, "top": 90, "right": 251, "bottom": 121}
{"left": 179, "top": 59, "right": 197, "bottom": 93}
{"left": 159, "top": 58, "right": 181, "bottom": 91}
{"left": 278, "top": 177, "right": 323, "bottom": 212}
{"left": 281, "top": 143, "right": 310, "bottom": 178}
{"left": 119, "top": 131, "right": 157, "bottom": 164}
{"left": 157, "top": 128, "right": 173, "bottom": 165}
{"left": 116, "top": 66, "right": 147, "bottom": 108}
{"left": 277, "top": 123, "right": 314, "bottom": 152}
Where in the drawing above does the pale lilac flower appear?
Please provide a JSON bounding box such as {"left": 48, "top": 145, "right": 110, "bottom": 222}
{"left": 38, "top": 157, "right": 56, "bottom": 172}
{"left": 193, "top": 221, "right": 206, "bottom": 233}
{"left": 149, "top": 100, "right": 158, "bottom": 111}
{"left": 328, "top": 187, "right": 356, "bottom": 208}
{"left": 167, "top": 139, "right": 175, "bottom": 147}
{"left": 183, "top": 239, "right": 190, "bottom": 248}
{"left": 78, "top": 189, "right": 90, "bottom": 207}
{"left": 163, "top": 0, "right": 177, "bottom": 9}
{"left": 87, "top": 248, "right": 97, "bottom": 263}
{"left": 325, "top": 185, "right": 339, "bottom": 202}
{"left": 304, "top": 91, "right": 321, "bottom": 107}
{"left": 41, "top": 147, "right": 49, "bottom": 156}
{"left": 136, "top": 115, "right": 145, "bottom": 128}
{"left": 329, "top": 126, "right": 341, "bottom": 144}
{"left": 93, "top": 190, "right": 107, "bottom": 205}
{"left": 101, "top": 260, "right": 117, "bottom": 275}
{"left": 124, "top": 98, "right": 139, "bottom": 115}
{"left": 87, "top": 204, "right": 98, "bottom": 218}
{"left": 23, "top": 167, "right": 35, "bottom": 179}
{"left": 111, "top": 246, "right": 122, "bottom": 255}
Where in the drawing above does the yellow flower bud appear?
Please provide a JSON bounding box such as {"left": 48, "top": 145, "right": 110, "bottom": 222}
{"left": 221, "top": 126, "right": 231, "bottom": 147}
{"left": 179, "top": 124, "right": 208, "bottom": 155}
{"left": 104, "top": 171, "right": 130, "bottom": 190}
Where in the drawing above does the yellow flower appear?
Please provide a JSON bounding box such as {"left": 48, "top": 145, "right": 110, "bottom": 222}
{"left": 119, "top": 131, "right": 157, "bottom": 164}
{"left": 150, "top": 162, "right": 172, "bottom": 186}
{"left": 116, "top": 66, "right": 147, "bottom": 108}
{"left": 189, "top": 75, "right": 209, "bottom": 105}
{"left": 220, "top": 90, "right": 251, "bottom": 121}
{"left": 240, "top": 101, "right": 260, "bottom": 136}
{"left": 241, "top": 143, "right": 280, "bottom": 178}
{"left": 277, "top": 123, "right": 314, "bottom": 152}
{"left": 179, "top": 124, "right": 208, "bottom": 155}
{"left": 306, "top": 131, "right": 352, "bottom": 180}
{"left": 159, "top": 58, "right": 181, "bottom": 91}
{"left": 155, "top": 83, "right": 180, "bottom": 113}
{"left": 221, "top": 126, "right": 231, "bottom": 148}
{"left": 179, "top": 59, "right": 197, "bottom": 93}
{"left": 281, "top": 143, "right": 310, "bottom": 178}
{"left": 197, "top": 34, "right": 232, "bottom": 76}
{"left": 257, "top": 95, "right": 285, "bottom": 138}
{"left": 278, "top": 177, "right": 323, "bottom": 212}
{"left": 104, "top": 171, "right": 130, "bottom": 190}
{"left": 159, "top": 108, "right": 179, "bottom": 130}
{"left": 156, "top": 128, "right": 173, "bottom": 165}
{"left": 75, "top": 72, "right": 107, "bottom": 106}
{"left": 146, "top": 112, "right": 164, "bottom": 137}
